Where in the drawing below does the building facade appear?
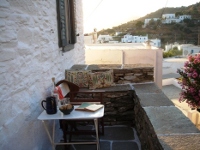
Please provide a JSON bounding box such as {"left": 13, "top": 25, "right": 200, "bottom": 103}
{"left": 121, "top": 34, "right": 148, "bottom": 43}
{"left": 0, "top": 0, "right": 85, "bottom": 149}
{"left": 144, "top": 13, "right": 192, "bottom": 26}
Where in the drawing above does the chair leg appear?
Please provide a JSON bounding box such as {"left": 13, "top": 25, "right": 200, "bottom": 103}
{"left": 101, "top": 118, "right": 104, "bottom": 135}
{"left": 68, "top": 121, "right": 78, "bottom": 142}
{"left": 61, "top": 120, "right": 67, "bottom": 142}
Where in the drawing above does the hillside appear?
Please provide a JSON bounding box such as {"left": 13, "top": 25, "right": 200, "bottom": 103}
{"left": 97, "top": 2, "right": 200, "bottom": 48}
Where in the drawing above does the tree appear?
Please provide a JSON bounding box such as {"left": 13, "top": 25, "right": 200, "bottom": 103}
{"left": 135, "top": 21, "right": 143, "bottom": 28}
{"left": 175, "top": 12, "right": 183, "bottom": 17}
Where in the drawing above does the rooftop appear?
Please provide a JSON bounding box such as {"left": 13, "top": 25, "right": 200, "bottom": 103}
{"left": 85, "top": 43, "right": 159, "bottom": 49}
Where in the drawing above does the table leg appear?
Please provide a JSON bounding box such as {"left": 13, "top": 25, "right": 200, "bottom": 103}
{"left": 94, "top": 119, "right": 100, "bottom": 150}
{"left": 42, "top": 120, "right": 55, "bottom": 150}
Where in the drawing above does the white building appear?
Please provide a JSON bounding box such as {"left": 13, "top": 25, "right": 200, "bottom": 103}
{"left": 144, "top": 18, "right": 160, "bottom": 27}
{"left": 165, "top": 43, "right": 200, "bottom": 56}
{"left": 0, "top": 1, "right": 85, "bottom": 149}
{"left": 145, "top": 13, "right": 192, "bottom": 26}
{"left": 97, "top": 35, "right": 113, "bottom": 43}
{"left": 179, "top": 44, "right": 200, "bottom": 56}
{"left": 121, "top": 34, "right": 148, "bottom": 43}
{"left": 179, "top": 15, "right": 191, "bottom": 21}
{"left": 162, "top": 14, "right": 176, "bottom": 19}
{"left": 162, "top": 18, "right": 180, "bottom": 24}
{"left": 162, "top": 14, "right": 192, "bottom": 24}
{"left": 121, "top": 34, "right": 133, "bottom": 43}
{"left": 150, "top": 39, "right": 161, "bottom": 48}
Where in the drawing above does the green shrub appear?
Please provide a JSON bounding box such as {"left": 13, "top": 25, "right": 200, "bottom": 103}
{"left": 163, "top": 47, "right": 182, "bottom": 58}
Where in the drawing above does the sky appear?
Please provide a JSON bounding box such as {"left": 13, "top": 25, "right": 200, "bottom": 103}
{"left": 82, "top": 0, "right": 200, "bottom": 33}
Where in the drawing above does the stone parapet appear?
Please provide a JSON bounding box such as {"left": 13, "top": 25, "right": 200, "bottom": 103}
{"left": 134, "top": 83, "right": 200, "bottom": 150}
{"left": 70, "top": 64, "right": 154, "bottom": 84}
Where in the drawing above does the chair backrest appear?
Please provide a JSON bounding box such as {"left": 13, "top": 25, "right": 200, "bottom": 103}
{"left": 55, "top": 80, "right": 79, "bottom": 97}
{"left": 56, "top": 80, "right": 104, "bottom": 105}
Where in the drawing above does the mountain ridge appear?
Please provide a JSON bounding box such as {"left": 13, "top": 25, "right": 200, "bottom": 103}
{"left": 97, "top": 2, "right": 200, "bottom": 48}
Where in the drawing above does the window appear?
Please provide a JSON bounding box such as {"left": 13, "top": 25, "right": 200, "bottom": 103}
{"left": 57, "top": 0, "right": 76, "bottom": 52}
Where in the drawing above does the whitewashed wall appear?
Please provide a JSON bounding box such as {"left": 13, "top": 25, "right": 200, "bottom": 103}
{"left": 85, "top": 47, "right": 163, "bottom": 89}
{"left": 0, "top": 0, "right": 84, "bottom": 149}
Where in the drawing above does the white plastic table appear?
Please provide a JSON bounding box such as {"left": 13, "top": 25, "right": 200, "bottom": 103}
{"left": 38, "top": 105, "right": 104, "bottom": 150}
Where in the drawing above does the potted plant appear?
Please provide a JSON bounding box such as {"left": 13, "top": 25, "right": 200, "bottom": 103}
{"left": 177, "top": 54, "right": 200, "bottom": 112}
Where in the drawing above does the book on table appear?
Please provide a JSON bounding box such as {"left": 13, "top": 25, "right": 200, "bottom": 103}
{"left": 75, "top": 102, "right": 104, "bottom": 112}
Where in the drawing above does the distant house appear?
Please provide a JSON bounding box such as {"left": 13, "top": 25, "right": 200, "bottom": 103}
{"left": 165, "top": 43, "right": 200, "bottom": 56}
{"left": 162, "top": 14, "right": 191, "bottom": 24}
{"left": 162, "top": 14, "right": 176, "bottom": 19}
{"left": 121, "top": 34, "right": 148, "bottom": 43}
{"left": 150, "top": 38, "right": 161, "bottom": 48}
{"left": 179, "top": 15, "right": 191, "bottom": 21}
{"left": 179, "top": 44, "right": 200, "bottom": 56}
{"left": 144, "top": 18, "right": 160, "bottom": 27}
{"left": 144, "top": 13, "right": 192, "bottom": 26}
{"left": 97, "top": 35, "right": 113, "bottom": 43}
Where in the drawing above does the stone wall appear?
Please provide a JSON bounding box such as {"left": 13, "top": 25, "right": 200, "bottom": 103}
{"left": 102, "top": 85, "right": 135, "bottom": 126}
{"left": 101, "top": 83, "right": 200, "bottom": 150}
{"left": 133, "top": 83, "right": 200, "bottom": 150}
{"left": 0, "top": 0, "right": 85, "bottom": 149}
{"left": 70, "top": 64, "right": 154, "bottom": 84}
{"left": 133, "top": 91, "right": 163, "bottom": 150}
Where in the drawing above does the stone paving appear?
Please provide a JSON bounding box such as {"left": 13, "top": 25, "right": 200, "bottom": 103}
{"left": 56, "top": 125, "right": 141, "bottom": 150}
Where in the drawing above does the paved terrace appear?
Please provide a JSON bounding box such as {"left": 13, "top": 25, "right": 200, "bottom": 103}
{"left": 56, "top": 62, "right": 199, "bottom": 150}
{"left": 56, "top": 82, "right": 200, "bottom": 150}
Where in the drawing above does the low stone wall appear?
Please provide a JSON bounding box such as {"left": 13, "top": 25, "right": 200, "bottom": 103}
{"left": 133, "top": 90, "right": 163, "bottom": 150}
{"left": 133, "top": 83, "right": 200, "bottom": 150}
{"left": 69, "top": 64, "right": 153, "bottom": 126}
{"left": 101, "top": 85, "right": 135, "bottom": 126}
{"left": 70, "top": 64, "right": 154, "bottom": 84}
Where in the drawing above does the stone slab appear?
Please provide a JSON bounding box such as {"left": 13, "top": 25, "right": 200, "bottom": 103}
{"left": 162, "top": 85, "right": 181, "bottom": 100}
{"left": 158, "top": 134, "right": 200, "bottom": 150}
{"left": 70, "top": 64, "right": 87, "bottom": 70}
{"left": 112, "top": 141, "right": 139, "bottom": 150}
{"left": 144, "top": 106, "right": 200, "bottom": 135}
{"left": 123, "top": 64, "right": 153, "bottom": 68}
{"left": 100, "top": 126, "right": 135, "bottom": 140}
{"left": 133, "top": 83, "right": 162, "bottom": 94}
{"left": 87, "top": 64, "right": 122, "bottom": 70}
{"left": 137, "top": 93, "right": 174, "bottom": 107}
{"left": 103, "top": 84, "right": 132, "bottom": 92}
{"left": 162, "top": 73, "right": 180, "bottom": 79}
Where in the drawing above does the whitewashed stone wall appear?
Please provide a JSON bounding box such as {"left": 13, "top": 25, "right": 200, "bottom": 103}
{"left": 0, "top": 0, "right": 84, "bottom": 149}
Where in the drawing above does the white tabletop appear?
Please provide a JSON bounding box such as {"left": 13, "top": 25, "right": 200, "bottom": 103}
{"left": 38, "top": 105, "right": 104, "bottom": 120}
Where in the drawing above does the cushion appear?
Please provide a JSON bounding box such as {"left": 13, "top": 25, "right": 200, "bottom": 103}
{"left": 65, "top": 70, "right": 91, "bottom": 88}
{"left": 88, "top": 70, "right": 114, "bottom": 89}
